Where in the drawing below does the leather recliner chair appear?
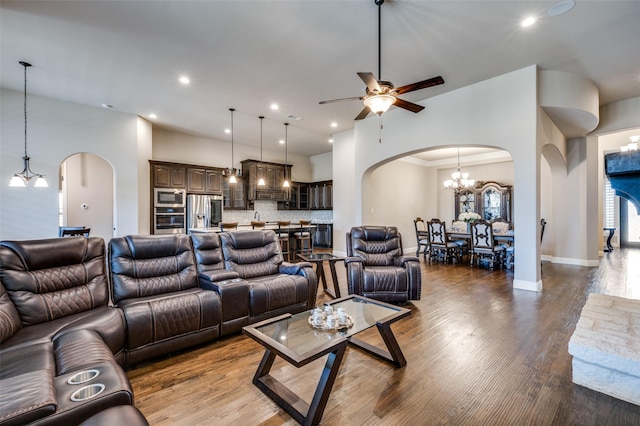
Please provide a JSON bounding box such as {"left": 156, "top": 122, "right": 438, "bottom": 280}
{"left": 109, "top": 234, "right": 221, "bottom": 365}
{"left": 345, "top": 226, "right": 421, "bottom": 304}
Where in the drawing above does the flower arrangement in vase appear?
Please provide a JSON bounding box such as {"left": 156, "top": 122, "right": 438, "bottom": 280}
{"left": 458, "top": 212, "right": 481, "bottom": 223}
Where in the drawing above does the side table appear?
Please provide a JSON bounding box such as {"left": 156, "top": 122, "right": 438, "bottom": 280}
{"left": 296, "top": 252, "right": 344, "bottom": 298}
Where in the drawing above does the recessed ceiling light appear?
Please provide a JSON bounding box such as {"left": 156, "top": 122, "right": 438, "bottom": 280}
{"left": 521, "top": 16, "right": 536, "bottom": 27}
{"left": 224, "top": 128, "right": 231, "bottom": 134}
{"left": 331, "top": 122, "right": 338, "bottom": 128}
{"left": 279, "top": 139, "right": 285, "bottom": 145}
{"left": 548, "top": 0, "right": 575, "bottom": 17}
{"left": 149, "top": 113, "right": 157, "bottom": 119}
{"left": 270, "top": 103, "right": 279, "bottom": 110}
{"left": 179, "top": 76, "right": 190, "bottom": 85}
{"left": 101, "top": 103, "right": 113, "bottom": 109}
{"left": 328, "top": 138, "right": 334, "bottom": 143}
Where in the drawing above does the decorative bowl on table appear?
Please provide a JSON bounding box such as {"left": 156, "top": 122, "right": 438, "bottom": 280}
{"left": 308, "top": 307, "right": 353, "bottom": 331}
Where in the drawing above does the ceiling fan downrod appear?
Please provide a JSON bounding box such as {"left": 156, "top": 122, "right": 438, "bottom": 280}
{"left": 376, "top": 0, "right": 383, "bottom": 81}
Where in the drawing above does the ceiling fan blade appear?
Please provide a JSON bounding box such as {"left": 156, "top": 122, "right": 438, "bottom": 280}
{"left": 357, "top": 72, "right": 381, "bottom": 92}
{"left": 355, "top": 106, "right": 371, "bottom": 120}
{"left": 394, "top": 98, "right": 425, "bottom": 113}
{"left": 395, "top": 76, "right": 445, "bottom": 95}
{"left": 319, "top": 96, "right": 363, "bottom": 105}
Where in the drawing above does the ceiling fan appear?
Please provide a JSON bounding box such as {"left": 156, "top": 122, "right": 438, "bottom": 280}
{"left": 319, "top": 0, "right": 444, "bottom": 120}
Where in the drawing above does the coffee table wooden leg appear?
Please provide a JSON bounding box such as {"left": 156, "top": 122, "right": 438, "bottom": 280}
{"left": 348, "top": 322, "right": 406, "bottom": 368}
{"left": 253, "top": 344, "right": 347, "bottom": 426}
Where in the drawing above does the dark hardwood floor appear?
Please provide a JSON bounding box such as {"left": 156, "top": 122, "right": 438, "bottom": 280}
{"left": 128, "top": 248, "right": 640, "bottom": 425}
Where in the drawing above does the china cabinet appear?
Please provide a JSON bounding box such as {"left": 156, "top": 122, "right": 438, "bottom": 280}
{"left": 454, "top": 181, "right": 512, "bottom": 222}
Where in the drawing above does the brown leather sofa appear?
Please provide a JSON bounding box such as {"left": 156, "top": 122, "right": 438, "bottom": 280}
{"left": 0, "top": 237, "right": 143, "bottom": 426}
{"left": 192, "top": 230, "right": 318, "bottom": 335}
{"left": 345, "top": 226, "right": 422, "bottom": 304}
{"left": 0, "top": 231, "right": 317, "bottom": 424}
{"left": 109, "top": 234, "right": 222, "bottom": 365}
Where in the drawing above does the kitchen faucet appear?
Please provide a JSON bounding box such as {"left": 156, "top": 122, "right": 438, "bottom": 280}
{"left": 254, "top": 211, "right": 260, "bottom": 221}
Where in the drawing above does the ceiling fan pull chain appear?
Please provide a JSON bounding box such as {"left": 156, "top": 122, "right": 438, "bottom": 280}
{"left": 379, "top": 114, "right": 383, "bottom": 143}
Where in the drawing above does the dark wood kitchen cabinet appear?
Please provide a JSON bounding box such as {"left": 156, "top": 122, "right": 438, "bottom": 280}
{"left": 309, "top": 181, "right": 332, "bottom": 210}
{"left": 187, "top": 167, "right": 223, "bottom": 194}
{"left": 242, "top": 160, "right": 292, "bottom": 204}
{"left": 153, "top": 163, "right": 186, "bottom": 188}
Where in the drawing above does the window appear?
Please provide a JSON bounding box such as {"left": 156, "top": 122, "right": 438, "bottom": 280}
{"left": 604, "top": 178, "right": 615, "bottom": 228}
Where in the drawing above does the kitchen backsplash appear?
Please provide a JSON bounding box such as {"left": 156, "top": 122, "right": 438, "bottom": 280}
{"left": 222, "top": 200, "right": 333, "bottom": 224}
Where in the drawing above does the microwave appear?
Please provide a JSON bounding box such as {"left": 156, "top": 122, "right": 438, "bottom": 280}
{"left": 154, "top": 188, "right": 186, "bottom": 207}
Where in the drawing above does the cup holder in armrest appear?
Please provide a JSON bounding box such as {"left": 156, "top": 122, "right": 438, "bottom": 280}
{"left": 70, "top": 383, "right": 105, "bottom": 402}
{"left": 67, "top": 369, "right": 100, "bottom": 385}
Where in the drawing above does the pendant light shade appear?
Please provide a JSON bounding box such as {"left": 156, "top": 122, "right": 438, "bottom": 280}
{"left": 9, "top": 61, "right": 48, "bottom": 188}
{"left": 257, "top": 116, "right": 265, "bottom": 187}
{"left": 226, "top": 108, "right": 239, "bottom": 183}
{"left": 283, "top": 123, "right": 290, "bottom": 188}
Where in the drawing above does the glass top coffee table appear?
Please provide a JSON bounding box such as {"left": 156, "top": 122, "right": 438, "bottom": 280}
{"left": 295, "top": 252, "right": 344, "bottom": 298}
{"left": 242, "top": 295, "right": 410, "bottom": 425}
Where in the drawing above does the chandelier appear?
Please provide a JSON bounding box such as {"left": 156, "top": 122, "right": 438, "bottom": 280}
{"left": 443, "top": 147, "right": 474, "bottom": 192}
{"left": 9, "top": 61, "right": 48, "bottom": 188}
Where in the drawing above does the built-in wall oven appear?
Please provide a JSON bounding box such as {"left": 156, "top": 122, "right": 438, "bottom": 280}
{"left": 154, "top": 188, "right": 186, "bottom": 234}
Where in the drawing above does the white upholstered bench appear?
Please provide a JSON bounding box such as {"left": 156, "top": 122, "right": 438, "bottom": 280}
{"left": 568, "top": 293, "right": 640, "bottom": 405}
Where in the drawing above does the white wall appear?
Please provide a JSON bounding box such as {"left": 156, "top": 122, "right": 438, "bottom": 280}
{"left": 310, "top": 152, "right": 332, "bottom": 182}
{"left": 1, "top": 89, "right": 144, "bottom": 240}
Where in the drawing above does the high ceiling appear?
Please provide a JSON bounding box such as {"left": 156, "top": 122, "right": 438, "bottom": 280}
{"left": 2, "top": 1, "right": 639, "bottom": 158}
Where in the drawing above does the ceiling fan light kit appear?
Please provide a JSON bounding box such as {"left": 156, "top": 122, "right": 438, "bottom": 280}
{"left": 319, "top": 0, "right": 444, "bottom": 121}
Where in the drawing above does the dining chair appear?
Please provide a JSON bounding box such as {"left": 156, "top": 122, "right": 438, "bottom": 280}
{"left": 219, "top": 222, "right": 238, "bottom": 231}
{"left": 449, "top": 220, "right": 469, "bottom": 258}
{"left": 426, "top": 219, "right": 459, "bottom": 263}
{"left": 413, "top": 217, "right": 430, "bottom": 258}
{"left": 277, "top": 221, "right": 291, "bottom": 261}
{"left": 491, "top": 220, "right": 510, "bottom": 235}
{"left": 469, "top": 220, "right": 505, "bottom": 268}
{"left": 292, "top": 220, "right": 313, "bottom": 255}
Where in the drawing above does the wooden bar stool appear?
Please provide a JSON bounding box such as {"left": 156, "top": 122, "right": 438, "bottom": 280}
{"left": 251, "top": 221, "right": 266, "bottom": 229}
{"left": 277, "top": 221, "right": 291, "bottom": 262}
{"left": 219, "top": 222, "right": 238, "bottom": 231}
{"left": 292, "top": 220, "right": 313, "bottom": 255}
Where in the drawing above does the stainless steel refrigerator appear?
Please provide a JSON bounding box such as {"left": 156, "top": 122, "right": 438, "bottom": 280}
{"left": 186, "top": 194, "right": 223, "bottom": 230}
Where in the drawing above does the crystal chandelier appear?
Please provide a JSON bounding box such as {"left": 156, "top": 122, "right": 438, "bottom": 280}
{"left": 443, "top": 147, "right": 474, "bottom": 192}
{"left": 9, "top": 61, "right": 48, "bottom": 188}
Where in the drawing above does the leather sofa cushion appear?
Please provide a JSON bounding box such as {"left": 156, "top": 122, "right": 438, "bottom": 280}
{"left": 117, "top": 288, "right": 220, "bottom": 351}
{"left": 191, "top": 233, "right": 226, "bottom": 274}
{"left": 110, "top": 235, "right": 198, "bottom": 303}
{"left": 0, "top": 369, "right": 57, "bottom": 426}
{"left": 349, "top": 226, "right": 402, "bottom": 266}
{"left": 0, "top": 283, "right": 21, "bottom": 343}
{"left": 0, "top": 341, "right": 54, "bottom": 380}
{"left": 247, "top": 274, "right": 310, "bottom": 317}
{"left": 362, "top": 266, "right": 408, "bottom": 294}
{"left": 219, "top": 231, "right": 281, "bottom": 279}
{"left": 0, "top": 237, "right": 109, "bottom": 326}
{"left": 54, "top": 329, "right": 117, "bottom": 375}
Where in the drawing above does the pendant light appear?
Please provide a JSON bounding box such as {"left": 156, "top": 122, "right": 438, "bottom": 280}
{"left": 9, "top": 61, "right": 48, "bottom": 188}
{"left": 257, "top": 116, "right": 265, "bottom": 186}
{"left": 226, "top": 108, "right": 238, "bottom": 184}
{"left": 283, "top": 123, "right": 290, "bottom": 188}
{"left": 443, "top": 147, "right": 474, "bottom": 192}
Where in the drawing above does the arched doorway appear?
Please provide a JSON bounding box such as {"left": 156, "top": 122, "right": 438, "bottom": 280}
{"left": 59, "top": 153, "right": 114, "bottom": 241}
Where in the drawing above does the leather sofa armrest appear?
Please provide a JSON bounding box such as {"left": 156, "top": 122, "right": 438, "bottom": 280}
{"left": 396, "top": 255, "right": 420, "bottom": 267}
{"left": 279, "top": 262, "right": 312, "bottom": 275}
{"left": 344, "top": 257, "right": 364, "bottom": 296}
{"left": 399, "top": 256, "right": 422, "bottom": 300}
{"left": 198, "top": 271, "right": 241, "bottom": 290}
